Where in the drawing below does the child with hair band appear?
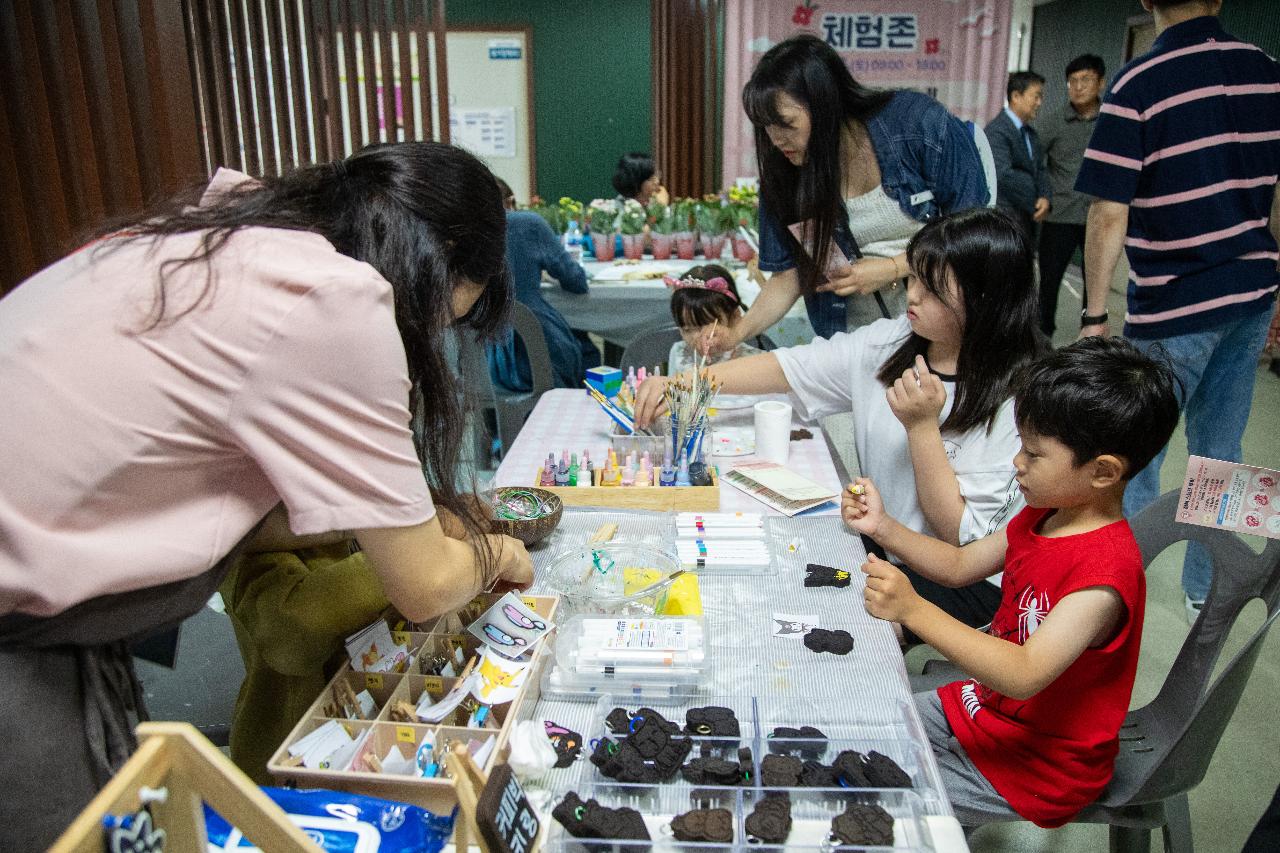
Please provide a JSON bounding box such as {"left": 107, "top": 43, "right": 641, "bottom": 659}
{"left": 841, "top": 336, "right": 1181, "bottom": 828}
{"left": 664, "top": 263, "right": 762, "bottom": 374}
{"left": 637, "top": 208, "right": 1046, "bottom": 632}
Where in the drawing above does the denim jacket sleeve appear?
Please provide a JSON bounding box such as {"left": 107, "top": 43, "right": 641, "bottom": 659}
{"left": 757, "top": 199, "right": 796, "bottom": 273}
{"left": 869, "top": 92, "right": 988, "bottom": 221}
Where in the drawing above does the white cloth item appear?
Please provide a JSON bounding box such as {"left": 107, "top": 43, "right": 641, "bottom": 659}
{"left": 774, "top": 316, "right": 1024, "bottom": 582}
{"left": 970, "top": 123, "right": 999, "bottom": 207}
{"left": 505, "top": 719, "right": 559, "bottom": 779}
{"left": 843, "top": 185, "right": 922, "bottom": 260}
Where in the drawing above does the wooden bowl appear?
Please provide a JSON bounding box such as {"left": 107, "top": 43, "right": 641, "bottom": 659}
{"left": 489, "top": 487, "right": 564, "bottom": 546}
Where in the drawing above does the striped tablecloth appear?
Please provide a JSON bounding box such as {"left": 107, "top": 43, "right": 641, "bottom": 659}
{"left": 492, "top": 389, "right": 845, "bottom": 516}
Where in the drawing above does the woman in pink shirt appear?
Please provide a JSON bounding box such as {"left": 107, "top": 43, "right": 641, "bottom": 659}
{"left": 0, "top": 142, "right": 533, "bottom": 847}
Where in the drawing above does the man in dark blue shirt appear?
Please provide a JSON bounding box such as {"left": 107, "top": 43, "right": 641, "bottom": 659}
{"left": 1075, "top": 0, "right": 1280, "bottom": 621}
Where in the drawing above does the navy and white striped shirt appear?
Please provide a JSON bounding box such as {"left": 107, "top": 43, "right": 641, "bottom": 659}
{"left": 1074, "top": 15, "right": 1280, "bottom": 338}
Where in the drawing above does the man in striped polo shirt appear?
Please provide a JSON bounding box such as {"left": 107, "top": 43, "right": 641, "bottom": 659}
{"left": 1075, "top": 0, "right": 1280, "bottom": 621}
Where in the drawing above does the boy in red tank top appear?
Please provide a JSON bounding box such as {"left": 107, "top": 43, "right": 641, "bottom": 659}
{"left": 843, "top": 337, "right": 1181, "bottom": 827}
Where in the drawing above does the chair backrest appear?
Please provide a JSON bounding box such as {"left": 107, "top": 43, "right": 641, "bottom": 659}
{"left": 509, "top": 302, "right": 556, "bottom": 397}
{"left": 1109, "top": 489, "right": 1280, "bottom": 805}
{"left": 620, "top": 325, "right": 684, "bottom": 374}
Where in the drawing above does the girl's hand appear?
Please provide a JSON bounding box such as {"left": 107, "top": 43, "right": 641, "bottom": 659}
{"left": 861, "top": 554, "right": 921, "bottom": 624}
{"left": 841, "top": 477, "right": 886, "bottom": 537}
{"left": 887, "top": 355, "right": 947, "bottom": 430}
{"left": 818, "top": 257, "right": 898, "bottom": 296}
{"left": 634, "top": 375, "right": 672, "bottom": 429}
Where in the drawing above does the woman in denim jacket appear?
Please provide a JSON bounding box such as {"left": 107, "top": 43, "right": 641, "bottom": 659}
{"left": 732, "top": 35, "right": 990, "bottom": 341}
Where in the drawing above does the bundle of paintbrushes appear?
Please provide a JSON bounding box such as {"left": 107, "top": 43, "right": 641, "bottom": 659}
{"left": 664, "top": 366, "right": 720, "bottom": 463}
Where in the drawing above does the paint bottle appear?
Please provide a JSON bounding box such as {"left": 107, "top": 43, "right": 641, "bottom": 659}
{"left": 659, "top": 452, "right": 676, "bottom": 487}
{"left": 676, "top": 449, "right": 691, "bottom": 486}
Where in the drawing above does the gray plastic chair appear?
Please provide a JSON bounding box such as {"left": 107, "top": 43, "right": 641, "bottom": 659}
{"left": 620, "top": 325, "right": 683, "bottom": 375}
{"left": 914, "top": 489, "right": 1280, "bottom": 851}
{"left": 458, "top": 302, "right": 556, "bottom": 459}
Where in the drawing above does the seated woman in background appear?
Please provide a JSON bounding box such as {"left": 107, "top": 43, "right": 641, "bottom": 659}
{"left": 613, "top": 151, "right": 669, "bottom": 205}
{"left": 665, "top": 263, "right": 765, "bottom": 374}
{"left": 487, "top": 179, "right": 600, "bottom": 391}
{"left": 639, "top": 209, "right": 1046, "bottom": 639}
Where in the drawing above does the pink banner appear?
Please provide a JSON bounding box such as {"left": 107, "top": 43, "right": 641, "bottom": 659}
{"left": 723, "top": 0, "right": 1011, "bottom": 186}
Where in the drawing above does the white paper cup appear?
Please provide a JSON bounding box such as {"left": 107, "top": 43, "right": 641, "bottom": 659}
{"left": 753, "top": 400, "right": 792, "bottom": 464}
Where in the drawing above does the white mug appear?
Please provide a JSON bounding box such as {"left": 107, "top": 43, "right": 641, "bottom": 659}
{"left": 753, "top": 400, "right": 792, "bottom": 464}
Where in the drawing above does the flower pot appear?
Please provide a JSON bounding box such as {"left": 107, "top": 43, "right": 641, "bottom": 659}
{"left": 702, "top": 234, "right": 728, "bottom": 260}
{"left": 621, "top": 233, "right": 645, "bottom": 260}
{"left": 651, "top": 234, "right": 674, "bottom": 260}
{"left": 591, "top": 231, "right": 617, "bottom": 261}
{"left": 675, "top": 231, "right": 697, "bottom": 260}
{"left": 732, "top": 236, "right": 756, "bottom": 261}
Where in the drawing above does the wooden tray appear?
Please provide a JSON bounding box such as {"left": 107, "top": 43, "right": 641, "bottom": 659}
{"left": 266, "top": 593, "right": 558, "bottom": 814}
{"left": 535, "top": 466, "right": 720, "bottom": 511}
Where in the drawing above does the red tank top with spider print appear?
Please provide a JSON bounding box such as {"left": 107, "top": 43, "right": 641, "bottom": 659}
{"left": 937, "top": 506, "right": 1145, "bottom": 828}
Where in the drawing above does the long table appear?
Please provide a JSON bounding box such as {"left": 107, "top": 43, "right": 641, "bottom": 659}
{"left": 542, "top": 257, "right": 815, "bottom": 351}
{"left": 492, "top": 389, "right": 844, "bottom": 516}
{"left": 500, "top": 391, "right": 968, "bottom": 850}
{"left": 521, "top": 511, "right": 966, "bottom": 851}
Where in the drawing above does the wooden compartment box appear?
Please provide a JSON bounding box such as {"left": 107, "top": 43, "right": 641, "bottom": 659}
{"left": 266, "top": 593, "right": 558, "bottom": 813}
{"left": 534, "top": 466, "right": 720, "bottom": 511}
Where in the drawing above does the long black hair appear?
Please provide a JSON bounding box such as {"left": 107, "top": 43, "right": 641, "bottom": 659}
{"left": 94, "top": 141, "right": 510, "bottom": 575}
{"left": 743, "top": 34, "right": 892, "bottom": 295}
{"left": 875, "top": 207, "right": 1047, "bottom": 434}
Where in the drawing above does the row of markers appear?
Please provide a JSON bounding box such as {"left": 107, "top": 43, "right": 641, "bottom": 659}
{"left": 537, "top": 447, "right": 713, "bottom": 488}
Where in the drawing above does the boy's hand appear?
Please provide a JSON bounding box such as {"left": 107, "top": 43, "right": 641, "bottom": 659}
{"left": 841, "top": 478, "right": 886, "bottom": 537}
{"left": 861, "top": 554, "right": 921, "bottom": 624}
{"left": 633, "top": 375, "right": 671, "bottom": 429}
{"left": 886, "top": 355, "right": 946, "bottom": 430}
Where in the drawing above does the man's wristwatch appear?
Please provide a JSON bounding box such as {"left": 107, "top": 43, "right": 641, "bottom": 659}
{"left": 1081, "top": 310, "right": 1109, "bottom": 327}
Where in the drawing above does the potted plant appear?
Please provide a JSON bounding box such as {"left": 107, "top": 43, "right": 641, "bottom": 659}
{"left": 648, "top": 200, "right": 676, "bottom": 260}
{"left": 586, "top": 198, "right": 619, "bottom": 261}
{"left": 618, "top": 198, "right": 647, "bottom": 260}
{"left": 672, "top": 197, "right": 698, "bottom": 260}
{"left": 526, "top": 195, "right": 565, "bottom": 235}
{"left": 728, "top": 184, "right": 759, "bottom": 261}
{"left": 695, "top": 195, "right": 730, "bottom": 260}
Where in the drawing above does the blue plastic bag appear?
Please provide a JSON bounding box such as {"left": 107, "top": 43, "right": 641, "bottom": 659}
{"left": 204, "top": 786, "right": 454, "bottom": 853}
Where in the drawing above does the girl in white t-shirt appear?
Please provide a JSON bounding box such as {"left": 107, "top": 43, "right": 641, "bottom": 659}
{"left": 636, "top": 207, "right": 1046, "bottom": 634}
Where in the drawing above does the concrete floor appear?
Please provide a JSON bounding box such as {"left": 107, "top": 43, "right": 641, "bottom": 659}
{"left": 139, "top": 266, "right": 1279, "bottom": 851}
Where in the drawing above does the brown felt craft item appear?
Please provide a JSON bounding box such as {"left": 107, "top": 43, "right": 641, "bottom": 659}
{"left": 745, "top": 796, "right": 792, "bottom": 844}
{"left": 830, "top": 803, "right": 894, "bottom": 846}
{"left": 671, "top": 808, "right": 735, "bottom": 843}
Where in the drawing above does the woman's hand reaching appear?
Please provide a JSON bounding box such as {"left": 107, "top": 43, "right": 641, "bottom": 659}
{"left": 818, "top": 257, "right": 900, "bottom": 297}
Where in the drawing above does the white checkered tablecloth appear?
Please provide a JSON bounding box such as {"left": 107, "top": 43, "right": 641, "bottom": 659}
{"left": 493, "top": 389, "right": 844, "bottom": 516}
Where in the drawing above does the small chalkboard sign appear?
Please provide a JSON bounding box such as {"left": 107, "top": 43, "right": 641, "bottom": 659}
{"left": 476, "top": 762, "right": 541, "bottom": 853}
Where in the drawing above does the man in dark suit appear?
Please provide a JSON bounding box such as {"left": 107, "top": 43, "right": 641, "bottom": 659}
{"left": 985, "top": 71, "right": 1051, "bottom": 240}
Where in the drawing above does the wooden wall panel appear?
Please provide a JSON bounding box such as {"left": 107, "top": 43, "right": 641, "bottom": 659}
{"left": 651, "top": 0, "right": 723, "bottom": 199}
{"left": 1, "top": 0, "right": 451, "bottom": 293}
{"left": 0, "top": 0, "right": 201, "bottom": 293}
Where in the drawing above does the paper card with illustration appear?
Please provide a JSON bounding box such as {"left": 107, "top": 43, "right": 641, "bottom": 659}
{"left": 787, "top": 220, "right": 854, "bottom": 278}
{"left": 470, "top": 645, "right": 534, "bottom": 705}
{"left": 772, "top": 613, "right": 820, "bottom": 640}
{"left": 1178, "top": 455, "right": 1280, "bottom": 540}
{"left": 344, "top": 619, "right": 410, "bottom": 673}
{"left": 466, "top": 591, "right": 554, "bottom": 659}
